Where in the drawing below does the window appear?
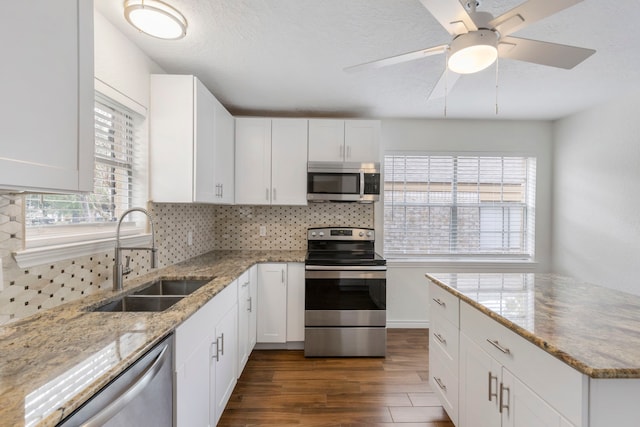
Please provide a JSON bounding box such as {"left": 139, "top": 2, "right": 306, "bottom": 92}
{"left": 384, "top": 154, "right": 536, "bottom": 259}
{"left": 25, "top": 93, "right": 146, "bottom": 248}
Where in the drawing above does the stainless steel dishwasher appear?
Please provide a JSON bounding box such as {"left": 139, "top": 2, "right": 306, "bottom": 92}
{"left": 58, "top": 334, "right": 174, "bottom": 427}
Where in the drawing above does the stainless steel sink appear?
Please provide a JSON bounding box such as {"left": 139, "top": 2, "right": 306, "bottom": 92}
{"left": 132, "top": 278, "right": 213, "bottom": 296}
{"left": 92, "top": 295, "right": 184, "bottom": 312}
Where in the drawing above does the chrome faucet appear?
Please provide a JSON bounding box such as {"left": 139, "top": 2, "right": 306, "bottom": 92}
{"left": 113, "top": 207, "right": 158, "bottom": 291}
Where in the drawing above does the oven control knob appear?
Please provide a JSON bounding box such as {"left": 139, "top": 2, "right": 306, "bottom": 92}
{"left": 367, "top": 231, "right": 373, "bottom": 237}
{"left": 319, "top": 231, "right": 325, "bottom": 237}
{"left": 359, "top": 231, "right": 364, "bottom": 237}
{"left": 311, "top": 231, "right": 316, "bottom": 237}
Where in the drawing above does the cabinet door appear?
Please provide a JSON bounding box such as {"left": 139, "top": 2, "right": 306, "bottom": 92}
{"left": 175, "top": 337, "right": 212, "bottom": 427}
{"left": 248, "top": 265, "right": 258, "bottom": 351}
{"left": 286, "top": 263, "right": 305, "bottom": 342}
{"left": 501, "top": 369, "right": 571, "bottom": 427}
{"left": 193, "top": 78, "right": 217, "bottom": 203}
{"left": 213, "top": 96, "right": 235, "bottom": 204}
{"left": 0, "top": 0, "right": 93, "bottom": 193}
{"left": 235, "top": 118, "right": 272, "bottom": 205}
{"left": 459, "top": 332, "right": 501, "bottom": 427}
{"left": 237, "top": 270, "right": 251, "bottom": 374}
{"left": 257, "top": 263, "right": 287, "bottom": 343}
{"left": 308, "top": 119, "right": 345, "bottom": 162}
{"left": 271, "top": 119, "right": 308, "bottom": 205}
{"left": 344, "top": 120, "right": 380, "bottom": 163}
{"left": 213, "top": 304, "right": 238, "bottom": 425}
{"left": 150, "top": 74, "right": 195, "bottom": 203}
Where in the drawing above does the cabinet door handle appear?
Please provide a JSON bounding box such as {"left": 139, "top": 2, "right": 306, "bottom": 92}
{"left": 499, "top": 383, "right": 510, "bottom": 414}
{"left": 487, "top": 339, "right": 511, "bottom": 355}
{"left": 273, "top": 188, "right": 276, "bottom": 201}
{"left": 433, "top": 376, "right": 447, "bottom": 392}
{"left": 248, "top": 297, "right": 252, "bottom": 312}
{"left": 340, "top": 144, "right": 344, "bottom": 159}
{"left": 266, "top": 188, "right": 269, "bottom": 201}
{"left": 282, "top": 269, "right": 285, "bottom": 284}
{"left": 432, "top": 298, "right": 446, "bottom": 307}
{"left": 488, "top": 372, "right": 498, "bottom": 402}
{"left": 212, "top": 341, "right": 219, "bottom": 362}
{"left": 347, "top": 145, "right": 351, "bottom": 159}
{"left": 220, "top": 184, "right": 223, "bottom": 198}
{"left": 433, "top": 332, "right": 446, "bottom": 345}
{"left": 241, "top": 280, "right": 249, "bottom": 288}
{"left": 220, "top": 333, "right": 225, "bottom": 356}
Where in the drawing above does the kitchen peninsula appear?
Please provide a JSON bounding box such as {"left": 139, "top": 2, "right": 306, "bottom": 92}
{"left": 427, "top": 273, "right": 640, "bottom": 427}
{"left": 0, "top": 250, "right": 305, "bottom": 427}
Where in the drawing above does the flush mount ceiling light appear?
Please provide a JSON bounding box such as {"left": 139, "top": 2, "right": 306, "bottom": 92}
{"left": 124, "top": 0, "right": 187, "bottom": 40}
{"left": 447, "top": 30, "right": 498, "bottom": 74}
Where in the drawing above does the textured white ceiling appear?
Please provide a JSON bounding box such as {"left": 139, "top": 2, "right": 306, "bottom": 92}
{"left": 94, "top": 0, "right": 640, "bottom": 120}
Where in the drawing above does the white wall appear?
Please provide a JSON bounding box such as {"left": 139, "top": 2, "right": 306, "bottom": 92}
{"left": 552, "top": 92, "right": 640, "bottom": 295}
{"left": 379, "top": 119, "right": 554, "bottom": 327}
{"left": 94, "top": 10, "right": 164, "bottom": 109}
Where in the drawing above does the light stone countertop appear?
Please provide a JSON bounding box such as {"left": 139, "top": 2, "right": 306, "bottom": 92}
{"left": 426, "top": 273, "right": 640, "bottom": 379}
{"left": 0, "top": 250, "right": 305, "bottom": 427}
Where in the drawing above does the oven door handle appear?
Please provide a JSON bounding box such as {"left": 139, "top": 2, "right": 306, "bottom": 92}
{"left": 305, "top": 265, "right": 387, "bottom": 271}
{"left": 305, "top": 269, "right": 386, "bottom": 280}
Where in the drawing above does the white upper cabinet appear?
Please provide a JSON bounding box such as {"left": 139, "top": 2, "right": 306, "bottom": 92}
{"left": 150, "top": 74, "right": 234, "bottom": 204}
{"left": 308, "top": 119, "right": 380, "bottom": 163}
{"left": 0, "top": 0, "right": 94, "bottom": 193}
{"left": 235, "top": 118, "right": 308, "bottom": 205}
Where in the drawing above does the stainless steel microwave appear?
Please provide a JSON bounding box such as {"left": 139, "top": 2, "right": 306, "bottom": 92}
{"left": 307, "top": 162, "right": 380, "bottom": 203}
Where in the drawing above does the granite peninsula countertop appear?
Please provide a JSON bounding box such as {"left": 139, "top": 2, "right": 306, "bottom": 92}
{"left": 426, "top": 273, "right": 640, "bottom": 379}
{"left": 0, "top": 250, "right": 305, "bottom": 427}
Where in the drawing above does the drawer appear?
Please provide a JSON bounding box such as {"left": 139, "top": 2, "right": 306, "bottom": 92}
{"left": 429, "top": 281, "right": 459, "bottom": 327}
{"left": 460, "top": 301, "right": 586, "bottom": 426}
{"left": 430, "top": 315, "right": 459, "bottom": 368}
{"left": 430, "top": 347, "right": 459, "bottom": 426}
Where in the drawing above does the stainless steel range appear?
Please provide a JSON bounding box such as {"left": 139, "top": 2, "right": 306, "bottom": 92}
{"left": 304, "top": 227, "right": 387, "bottom": 357}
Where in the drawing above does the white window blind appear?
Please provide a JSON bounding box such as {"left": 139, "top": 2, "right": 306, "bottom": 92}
{"left": 384, "top": 154, "right": 536, "bottom": 259}
{"left": 25, "top": 93, "right": 145, "bottom": 247}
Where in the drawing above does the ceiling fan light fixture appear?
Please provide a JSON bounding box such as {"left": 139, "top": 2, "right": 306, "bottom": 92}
{"left": 448, "top": 30, "right": 498, "bottom": 74}
{"left": 124, "top": 0, "right": 187, "bottom": 40}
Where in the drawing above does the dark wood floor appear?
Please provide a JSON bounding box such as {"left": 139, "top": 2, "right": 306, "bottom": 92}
{"left": 218, "top": 329, "right": 455, "bottom": 426}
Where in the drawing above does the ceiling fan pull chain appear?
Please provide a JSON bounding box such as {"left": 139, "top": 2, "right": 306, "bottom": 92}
{"left": 495, "top": 56, "right": 499, "bottom": 115}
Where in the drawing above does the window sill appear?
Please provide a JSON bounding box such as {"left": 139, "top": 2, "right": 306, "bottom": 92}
{"left": 386, "top": 258, "right": 538, "bottom": 272}
{"left": 14, "top": 234, "right": 152, "bottom": 268}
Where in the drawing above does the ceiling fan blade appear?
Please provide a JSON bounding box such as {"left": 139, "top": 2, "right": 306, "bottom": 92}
{"left": 344, "top": 44, "right": 448, "bottom": 73}
{"left": 498, "top": 36, "right": 595, "bottom": 69}
{"left": 428, "top": 69, "right": 461, "bottom": 100}
{"left": 417, "top": 0, "right": 477, "bottom": 35}
{"left": 489, "top": 0, "right": 583, "bottom": 36}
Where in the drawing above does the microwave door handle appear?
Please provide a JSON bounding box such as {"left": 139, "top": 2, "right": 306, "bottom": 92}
{"left": 360, "top": 172, "right": 365, "bottom": 198}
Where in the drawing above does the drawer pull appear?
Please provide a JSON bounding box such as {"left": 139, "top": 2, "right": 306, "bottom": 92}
{"left": 433, "top": 376, "right": 447, "bottom": 392}
{"left": 488, "top": 372, "right": 498, "bottom": 401}
{"left": 432, "top": 298, "right": 446, "bottom": 307}
{"left": 500, "top": 383, "right": 510, "bottom": 414}
{"left": 487, "top": 339, "right": 511, "bottom": 355}
{"left": 434, "top": 332, "right": 447, "bottom": 345}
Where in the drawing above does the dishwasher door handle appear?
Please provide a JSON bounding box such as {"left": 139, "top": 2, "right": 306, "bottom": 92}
{"left": 80, "top": 343, "right": 170, "bottom": 427}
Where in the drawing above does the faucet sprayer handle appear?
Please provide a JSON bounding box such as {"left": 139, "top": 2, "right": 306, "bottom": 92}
{"left": 151, "top": 248, "right": 158, "bottom": 269}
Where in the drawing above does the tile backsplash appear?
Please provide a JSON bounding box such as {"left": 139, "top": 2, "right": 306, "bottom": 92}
{"left": 0, "top": 196, "right": 373, "bottom": 324}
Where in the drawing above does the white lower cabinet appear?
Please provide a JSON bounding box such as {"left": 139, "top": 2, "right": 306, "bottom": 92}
{"left": 458, "top": 301, "right": 583, "bottom": 427}
{"left": 257, "top": 263, "right": 288, "bottom": 343}
{"left": 175, "top": 280, "right": 238, "bottom": 426}
{"left": 257, "top": 263, "right": 305, "bottom": 344}
{"left": 238, "top": 266, "right": 258, "bottom": 374}
{"left": 286, "top": 263, "right": 305, "bottom": 342}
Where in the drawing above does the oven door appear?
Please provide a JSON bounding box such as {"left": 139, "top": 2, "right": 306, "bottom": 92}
{"left": 305, "top": 268, "right": 386, "bottom": 327}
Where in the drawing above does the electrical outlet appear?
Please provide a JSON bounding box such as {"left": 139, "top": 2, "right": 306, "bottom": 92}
{"left": 259, "top": 226, "right": 267, "bottom": 237}
{"left": 187, "top": 230, "right": 193, "bottom": 246}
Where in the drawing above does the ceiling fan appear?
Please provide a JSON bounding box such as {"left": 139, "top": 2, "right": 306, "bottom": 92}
{"left": 345, "top": 0, "right": 596, "bottom": 100}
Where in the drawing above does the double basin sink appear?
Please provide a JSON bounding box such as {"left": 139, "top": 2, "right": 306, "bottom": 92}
{"left": 92, "top": 278, "right": 214, "bottom": 313}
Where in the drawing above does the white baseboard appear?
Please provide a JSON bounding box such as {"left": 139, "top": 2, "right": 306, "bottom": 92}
{"left": 386, "top": 320, "right": 430, "bottom": 329}
{"left": 254, "top": 341, "right": 304, "bottom": 350}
